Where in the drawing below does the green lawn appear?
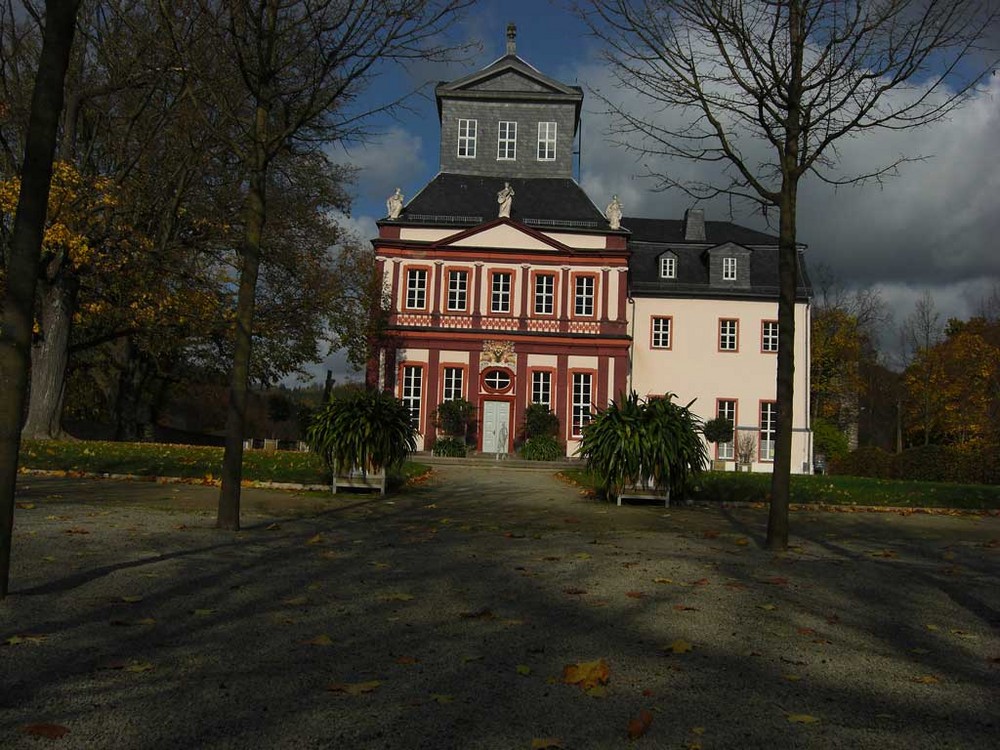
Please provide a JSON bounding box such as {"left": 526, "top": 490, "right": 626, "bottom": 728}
{"left": 18, "top": 440, "right": 429, "bottom": 488}
{"left": 560, "top": 467, "right": 1000, "bottom": 510}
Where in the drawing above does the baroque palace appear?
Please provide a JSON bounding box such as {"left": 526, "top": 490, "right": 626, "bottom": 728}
{"left": 368, "top": 26, "right": 814, "bottom": 473}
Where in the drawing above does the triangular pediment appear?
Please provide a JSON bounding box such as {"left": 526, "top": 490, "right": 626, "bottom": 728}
{"left": 434, "top": 219, "right": 573, "bottom": 253}
{"left": 705, "top": 241, "right": 752, "bottom": 255}
{"left": 437, "top": 55, "right": 581, "bottom": 98}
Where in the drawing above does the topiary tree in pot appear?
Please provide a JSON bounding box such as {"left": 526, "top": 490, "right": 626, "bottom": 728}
{"left": 703, "top": 416, "right": 734, "bottom": 470}
{"left": 306, "top": 388, "right": 417, "bottom": 483}
{"left": 578, "top": 391, "right": 707, "bottom": 501}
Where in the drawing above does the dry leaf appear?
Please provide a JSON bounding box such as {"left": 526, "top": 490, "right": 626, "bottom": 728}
{"left": 563, "top": 588, "right": 587, "bottom": 596}
{"left": 561, "top": 658, "right": 610, "bottom": 690}
{"left": 912, "top": 675, "right": 940, "bottom": 685}
{"left": 652, "top": 577, "right": 674, "bottom": 585}
{"left": 304, "top": 634, "right": 333, "bottom": 646}
{"left": 120, "top": 596, "right": 143, "bottom": 603}
{"left": 787, "top": 714, "right": 820, "bottom": 724}
{"left": 19, "top": 724, "right": 69, "bottom": 739}
{"left": 265, "top": 523, "right": 281, "bottom": 531}
{"left": 585, "top": 685, "right": 607, "bottom": 698}
{"left": 625, "top": 591, "right": 645, "bottom": 599}
{"left": 15, "top": 502, "right": 35, "bottom": 510}
{"left": 871, "top": 549, "right": 897, "bottom": 558}
{"left": 327, "top": 680, "right": 381, "bottom": 695}
{"left": 673, "top": 604, "right": 698, "bottom": 612}
{"left": 459, "top": 608, "right": 496, "bottom": 620}
{"left": 395, "top": 655, "right": 418, "bottom": 665}
{"left": 191, "top": 609, "right": 216, "bottom": 617}
{"left": 124, "top": 662, "right": 155, "bottom": 673}
{"left": 667, "top": 639, "right": 693, "bottom": 654}
{"left": 783, "top": 674, "right": 801, "bottom": 682}
{"left": 5, "top": 634, "right": 47, "bottom": 646}
{"left": 690, "top": 578, "right": 710, "bottom": 586}
{"left": 430, "top": 693, "right": 454, "bottom": 704}
{"left": 734, "top": 537, "right": 749, "bottom": 546}
{"left": 380, "top": 592, "right": 414, "bottom": 602}
{"left": 627, "top": 709, "right": 653, "bottom": 739}
{"left": 283, "top": 596, "right": 309, "bottom": 606}
{"left": 758, "top": 603, "right": 778, "bottom": 611}
{"left": 516, "top": 664, "right": 532, "bottom": 676}
{"left": 306, "top": 534, "right": 324, "bottom": 545}
{"left": 767, "top": 576, "right": 790, "bottom": 586}
{"left": 530, "top": 739, "right": 563, "bottom": 749}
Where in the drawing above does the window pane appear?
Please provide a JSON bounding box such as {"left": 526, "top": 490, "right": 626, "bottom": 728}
{"left": 491, "top": 273, "right": 511, "bottom": 313}
{"left": 406, "top": 269, "right": 427, "bottom": 309}
{"left": 443, "top": 368, "right": 463, "bottom": 401}
{"left": 660, "top": 257, "right": 675, "bottom": 278}
{"left": 574, "top": 276, "right": 594, "bottom": 316}
{"left": 717, "top": 400, "right": 736, "bottom": 460}
{"left": 719, "top": 319, "right": 738, "bottom": 350}
{"left": 531, "top": 371, "right": 551, "bottom": 407}
{"left": 402, "top": 366, "right": 422, "bottom": 427}
{"left": 498, "top": 120, "right": 517, "bottom": 160}
{"left": 537, "top": 121, "right": 556, "bottom": 160}
{"left": 458, "top": 118, "right": 477, "bottom": 158}
{"left": 534, "top": 274, "right": 554, "bottom": 314}
{"left": 571, "top": 372, "right": 592, "bottom": 437}
{"left": 760, "top": 402, "right": 776, "bottom": 461}
{"left": 723, "top": 257, "right": 737, "bottom": 281}
{"left": 652, "top": 317, "right": 671, "bottom": 348}
{"left": 762, "top": 321, "right": 778, "bottom": 352}
{"left": 447, "top": 270, "right": 467, "bottom": 311}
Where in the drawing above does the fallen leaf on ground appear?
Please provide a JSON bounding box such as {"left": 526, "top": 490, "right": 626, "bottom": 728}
{"left": 689, "top": 578, "right": 710, "bottom": 586}
{"left": 797, "top": 627, "right": 816, "bottom": 636}
{"left": 561, "top": 658, "right": 609, "bottom": 690}
{"left": 530, "top": 739, "right": 563, "bottom": 749}
{"left": 703, "top": 530, "right": 719, "bottom": 539}
{"left": 304, "top": 634, "right": 333, "bottom": 646}
{"left": 327, "top": 680, "right": 381, "bottom": 695}
{"left": 379, "top": 592, "right": 414, "bottom": 602}
{"left": 563, "top": 588, "right": 587, "bottom": 596}
{"left": 15, "top": 502, "right": 35, "bottom": 510}
{"left": 191, "top": 609, "right": 216, "bottom": 617}
{"left": 787, "top": 714, "right": 820, "bottom": 724}
{"left": 516, "top": 664, "right": 532, "bottom": 675}
{"left": 265, "top": 523, "right": 281, "bottom": 531}
{"left": 459, "top": 608, "right": 496, "bottom": 620}
{"left": 120, "top": 596, "right": 143, "bottom": 603}
{"left": 625, "top": 591, "right": 645, "bottom": 599}
{"left": 282, "top": 596, "right": 309, "bottom": 606}
{"left": 767, "top": 576, "right": 789, "bottom": 586}
{"left": 652, "top": 577, "right": 674, "bottom": 585}
{"left": 627, "top": 709, "right": 653, "bottom": 739}
{"left": 574, "top": 553, "right": 591, "bottom": 560}
{"left": 305, "top": 534, "right": 324, "bottom": 545}
{"left": 585, "top": 685, "right": 607, "bottom": 698}
{"left": 758, "top": 603, "right": 778, "bottom": 611}
{"left": 667, "top": 639, "right": 693, "bottom": 654}
{"left": 734, "top": 537, "right": 749, "bottom": 546}
{"left": 925, "top": 624, "right": 940, "bottom": 631}
{"left": 19, "top": 724, "right": 69, "bottom": 739}
{"left": 124, "top": 662, "right": 155, "bottom": 673}
{"left": 430, "top": 693, "right": 454, "bottom": 704}
{"left": 912, "top": 675, "right": 940, "bottom": 684}
{"left": 673, "top": 604, "right": 698, "bottom": 612}
{"left": 5, "top": 634, "right": 47, "bottom": 646}
{"left": 783, "top": 674, "right": 801, "bottom": 681}
{"left": 395, "top": 655, "right": 418, "bottom": 665}
{"left": 64, "top": 527, "right": 89, "bottom": 534}
{"left": 871, "top": 549, "right": 897, "bottom": 558}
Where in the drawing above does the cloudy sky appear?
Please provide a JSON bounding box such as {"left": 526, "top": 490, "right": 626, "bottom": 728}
{"left": 309, "top": 0, "right": 1000, "bottom": 383}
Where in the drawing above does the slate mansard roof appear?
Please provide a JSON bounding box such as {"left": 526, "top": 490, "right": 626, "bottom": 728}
{"left": 625, "top": 216, "right": 813, "bottom": 300}
{"left": 390, "top": 174, "right": 611, "bottom": 230}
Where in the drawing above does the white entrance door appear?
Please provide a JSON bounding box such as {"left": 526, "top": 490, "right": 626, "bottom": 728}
{"left": 481, "top": 400, "right": 510, "bottom": 454}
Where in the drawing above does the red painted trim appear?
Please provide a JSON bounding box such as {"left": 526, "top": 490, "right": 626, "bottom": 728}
{"left": 605, "top": 234, "right": 627, "bottom": 250}
{"left": 389, "top": 261, "right": 401, "bottom": 319}
{"left": 569, "top": 271, "right": 599, "bottom": 319}
{"left": 568, "top": 368, "right": 598, "bottom": 438}
{"left": 714, "top": 397, "right": 738, "bottom": 461}
{"left": 758, "top": 399, "right": 776, "bottom": 462}
{"left": 488, "top": 269, "right": 516, "bottom": 316}
{"left": 529, "top": 269, "right": 560, "bottom": 317}
{"left": 431, "top": 217, "right": 577, "bottom": 254}
{"left": 519, "top": 265, "right": 530, "bottom": 318}
{"left": 472, "top": 264, "right": 483, "bottom": 320}
{"left": 760, "top": 319, "right": 779, "bottom": 354}
{"left": 613, "top": 352, "right": 628, "bottom": 402}
{"left": 617, "top": 271, "right": 628, "bottom": 322}
{"left": 650, "top": 315, "right": 673, "bottom": 350}
{"left": 386, "top": 328, "right": 631, "bottom": 351}
{"left": 397, "top": 361, "right": 427, "bottom": 435}
{"left": 426, "top": 351, "right": 440, "bottom": 443}
{"left": 376, "top": 243, "right": 630, "bottom": 266}
{"left": 402, "top": 263, "right": 433, "bottom": 312}
{"left": 379, "top": 225, "right": 401, "bottom": 239}
{"left": 717, "top": 317, "right": 740, "bottom": 353}
{"left": 556, "top": 355, "right": 569, "bottom": 442}
{"left": 596, "top": 357, "right": 608, "bottom": 411}
{"left": 600, "top": 268, "right": 610, "bottom": 323}
{"left": 432, "top": 263, "right": 445, "bottom": 316}
{"left": 480, "top": 366, "right": 515, "bottom": 395}
{"left": 443, "top": 265, "right": 471, "bottom": 313}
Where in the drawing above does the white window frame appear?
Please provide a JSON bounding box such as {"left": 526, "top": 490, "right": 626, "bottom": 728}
{"left": 531, "top": 371, "right": 552, "bottom": 408}
{"left": 447, "top": 270, "right": 468, "bottom": 311}
{"left": 717, "top": 400, "right": 736, "bottom": 460}
{"left": 719, "top": 319, "right": 738, "bottom": 351}
{"left": 651, "top": 317, "right": 671, "bottom": 349}
{"left": 534, "top": 274, "right": 554, "bottom": 314}
{"left": 760, "top": 401, "right": 777, "bottom": 461}
{"left": 405, "top": 268, "right": 427, "bottom": 310}
{"left": 574, "top": 276, "right": 595, "bottom": 317}
{"left": 491, "top": 272, "right": 512, "bottom": 313}
{"left": 497, "top": 120, "right": 517, "bottom": 160}
{"left": 571, "top": 372, "right": 593, "bottom": 437}
{"left": 723, "top": 256, "right": 737, "bottom": 281}
{"left": 659, "top": 256, "right": 676, "bottom": 279}
{"left": 537, "top": 121, "right": 556, "bottom": 160}
{"left": 457, "top": 118, "right": 477, "bottom": 158}
{"left": 402, "top": 366, "right": 423, "bottom": 428}
{"left": 762, "top": 320, "right": 779, "bottom": 353}
{"left": 442, "top": 367, "right": 463, "bottom": 401}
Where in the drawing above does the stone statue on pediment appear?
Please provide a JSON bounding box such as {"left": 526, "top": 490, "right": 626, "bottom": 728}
{"left": 386, "top": 187, "right": 404, "bottom": 219}
{"left": 497, "top": 181, "right": 515, "bottom": 218}
{"left": 606, "top": 194, "right": 623, "bottom": 230}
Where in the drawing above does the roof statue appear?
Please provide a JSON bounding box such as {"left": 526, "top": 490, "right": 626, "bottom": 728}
{"left": 605, "top": 194, "right": 623, "bottom": 230}
{"left": 497, "top": 181, "right": 514, "bottom": 218}
{"left": 386, "top": 187, "right": 404, "bottom": 219}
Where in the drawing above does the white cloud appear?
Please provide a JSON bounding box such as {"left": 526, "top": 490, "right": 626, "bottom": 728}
{"left": 332, "top": 126, "right": 427, "bottom": 209}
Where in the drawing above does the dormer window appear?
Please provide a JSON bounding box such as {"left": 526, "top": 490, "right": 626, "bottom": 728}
{"left": 457, "top": 119, "right": 477, "bottom": 158}
{"left": 537, "top": 122, "right": 556, "bottom": 160}
{"left": 498, "top": 121, "right": 517, "bottom": 160}
{"left": 659, "top": 255, "right": 676, "bottom": 279}
{"left": 723, "top": 257, "right": 737, "bottom": 281}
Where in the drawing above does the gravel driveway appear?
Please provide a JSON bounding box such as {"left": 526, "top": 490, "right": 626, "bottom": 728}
{"left": 2, "top": 467, "right": 998, "bottom": 749}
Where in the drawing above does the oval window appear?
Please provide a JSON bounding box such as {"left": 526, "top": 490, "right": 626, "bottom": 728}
{"left": 483, "top": 368, "right": 512, "bottom": 392}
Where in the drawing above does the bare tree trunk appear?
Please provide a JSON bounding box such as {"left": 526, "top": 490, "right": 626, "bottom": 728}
{"left": 766, "top": 0, "right": 804, "bottom": 551}
{"left": 0, "top": 0, "right": 80, "bottom": 598}
{"left": 22, "top": 274, "right": 76, "bottom": 439}
{"left": 217, "top": 126, "right": 268, "bottom": 531}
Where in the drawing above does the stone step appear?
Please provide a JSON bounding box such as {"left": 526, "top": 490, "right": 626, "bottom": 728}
{"left": 412, "top": 452, "right": 581, "bottom": 471}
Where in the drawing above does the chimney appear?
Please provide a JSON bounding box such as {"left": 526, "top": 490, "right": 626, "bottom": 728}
{"left": 506, "top": 23, "right": 517, "bottom": 56}
{"left": 684, "top": 208, "right": 706, "bottom": 241}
